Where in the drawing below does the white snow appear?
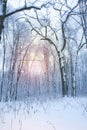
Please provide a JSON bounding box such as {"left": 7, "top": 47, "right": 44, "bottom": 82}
{"left": 0, "top": 97, "right": 87, "bottom": 130}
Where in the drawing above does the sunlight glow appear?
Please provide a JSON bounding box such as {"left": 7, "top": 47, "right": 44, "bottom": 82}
{"left": 29, "top": 60, "right": 44, "bottom": 76}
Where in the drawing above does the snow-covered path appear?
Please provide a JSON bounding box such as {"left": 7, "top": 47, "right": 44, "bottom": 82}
{"left": 0, "top": 97, "right": 87, "bottom": 130}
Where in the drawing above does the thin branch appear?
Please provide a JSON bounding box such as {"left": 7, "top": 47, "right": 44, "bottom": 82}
{"left": 49, "top": 25, "right": 59, "bottom": 41}
{"left": 77, "top": 42, "right": 86, "bottom": 53}
{"left": 41, "top": 37, "right": 59, "bottom": 58}
{"left": 63, "top": 3, "right": 79, "bottom": 23}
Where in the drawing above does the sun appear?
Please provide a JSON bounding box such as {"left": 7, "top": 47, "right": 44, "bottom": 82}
{"left": 28, "top": 57, "right": 46, "bottom": 76}
{"left": 23, "top": 49, "right": 46, "bottom": 76}
{"left": 29, "top": 60, "right": 44, "bottom": 76}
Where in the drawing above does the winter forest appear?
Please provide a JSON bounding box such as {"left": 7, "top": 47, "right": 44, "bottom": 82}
{"left": 0, "top": 0, "right": 87, "bottom": 130}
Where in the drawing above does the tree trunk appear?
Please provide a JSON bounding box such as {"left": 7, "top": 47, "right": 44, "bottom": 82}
{"left": 0, "top": 36, "right": 6, "bottom": 101}
{"left": 0, "top": 0, "right": 7, "bottom": 40}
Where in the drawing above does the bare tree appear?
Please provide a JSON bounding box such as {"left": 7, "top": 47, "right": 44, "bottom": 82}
{"left": 0, "top": 0, "right": 51, "bottom": 41}
{"left": 79, "top": 0, "right": 87, "bottom": 46}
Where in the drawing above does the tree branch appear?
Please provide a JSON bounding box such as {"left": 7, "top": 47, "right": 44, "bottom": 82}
{"left": 5, "top": 6, "right": 41, "bottom": 17}
{"left": 5, "top": 2, "right": 51, "bottom": 18}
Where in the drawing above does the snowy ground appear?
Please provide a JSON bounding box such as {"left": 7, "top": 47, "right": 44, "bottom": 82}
{"left": 0, "top": 97, "right": 87, "bottom": 130}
